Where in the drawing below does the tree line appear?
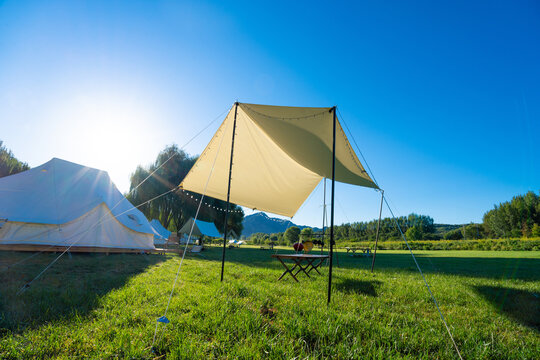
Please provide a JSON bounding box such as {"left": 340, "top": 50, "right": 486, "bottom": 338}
{"left": 249, "top": 213, "right": 437, "bottom": 244}
{"left": 248, "top": 192, "right": 540, "bottom": 244}
{"left": 483, "top": 191, "right": 540, "bottom": 238}
{"left": 0, "top": 140, "right": 29, "bottom": 178}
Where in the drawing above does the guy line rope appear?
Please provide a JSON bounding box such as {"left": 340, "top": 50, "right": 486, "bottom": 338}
{"left": 337, "top": 108, "right": 463, "bottom": 360}
{"left": 151, "top": 101, "right": 230, "bottom": 351}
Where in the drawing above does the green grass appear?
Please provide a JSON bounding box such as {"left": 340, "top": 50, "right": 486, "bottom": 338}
{"left": 0, "top": 247, "right": 539, "bottom": 359}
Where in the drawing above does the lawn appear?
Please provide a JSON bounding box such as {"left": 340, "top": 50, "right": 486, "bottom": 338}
{"left": 0, "top": 247, "right": 539, "bottom": 359}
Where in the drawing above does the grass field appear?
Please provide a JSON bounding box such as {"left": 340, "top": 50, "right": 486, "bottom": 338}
{"left": 0, "top": 247, "right": 539, "bottom": 359}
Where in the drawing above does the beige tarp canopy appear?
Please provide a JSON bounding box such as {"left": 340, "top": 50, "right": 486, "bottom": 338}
{"left": 180, "top": 103, "right": 378, "bottom": 217}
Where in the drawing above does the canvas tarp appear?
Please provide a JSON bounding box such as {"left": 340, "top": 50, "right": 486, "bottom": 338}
{"left": 179, "top": 218, "right": 222, "bottom": 238}
{"left": 180, "top": 103, "right": 378, "bottom": 217}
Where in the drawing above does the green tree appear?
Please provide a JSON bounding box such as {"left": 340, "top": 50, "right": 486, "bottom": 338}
{"left": 462, "top": 223, "right": 483, "bottom": 239}
{"left": 444, "top": 228, "right": 463, "bottom": 240}
{"left": 532, "top": 223, "right": 540, "bottom": 237}
{"left": 0, "top": 140, "right": 30, "bottom": 178}
{"left": 483, "top": 191, "right": 540, "bottom": 238}
{"left": 127, "top": 144, "right": 244, "bottom": 235}
{"left": 405, "top": 225, "right": 423, "bottom": 240}
{"left": 300, "top": 227, "right": 313, "bottom": 241}
{"left": 284, "top": 226, "right": 300, "bottom": 244}
{"left": 407, "top": 213, "right": 435, "bottom": 234}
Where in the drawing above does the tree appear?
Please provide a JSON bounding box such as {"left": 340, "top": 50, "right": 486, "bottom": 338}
{"left": 405, "top": 225, "right": 423, "bottom": 240}
{"left": 483, "top": 191, "right": 540, "bottom": 238}
{"left": 407, "top": 213, "right": 435, "bottom": 235}
{"left": 462, "top": 223, "right": 483, "bottom": 239}
{"left": 284, "top": 226, "right": 300, "bottom": 244}
{"left": 300, "top": 227, "right": 313, "bottom": 241}
{"left": 128, "top": 145, "right": 197, "bottom": 230}
{"left": 532, "top": 223, "right": 540, "bottom": 237}
{"left": 127, "top": 144, "right": 244, "bottom": 235}
{"left": 444, "top": 229, "right": 463, "bottom": 240}
{"left": 0, "top": 140, "right": 30, "bottom": 178}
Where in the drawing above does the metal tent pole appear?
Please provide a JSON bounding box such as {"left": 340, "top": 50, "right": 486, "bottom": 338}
{"left": 327, "top": 106, "right": 336, "bottom": 304}
{"left": 371, "top": 190, "right": 384, "bottom": 272}
{"left": 321, "top": 178, "right": 326, "bottom": 254}
{"left": 220, "top": 102, "right": 239, "bottom": 282}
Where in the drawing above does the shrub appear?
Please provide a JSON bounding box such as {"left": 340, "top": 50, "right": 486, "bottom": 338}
{"left": 336, "top": 238, "right": 540, "bottom": 251}
{"left": 444, "top": 229, "right": 463, "bottom": 240}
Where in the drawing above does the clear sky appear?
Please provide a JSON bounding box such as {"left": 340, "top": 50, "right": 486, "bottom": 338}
{"left": 1, "top": 0, "right": 538, "bottom": 227}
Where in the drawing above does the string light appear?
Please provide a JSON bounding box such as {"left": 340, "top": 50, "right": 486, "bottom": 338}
{"left": 178, "top": 188, "right": 244, "bottom": 213}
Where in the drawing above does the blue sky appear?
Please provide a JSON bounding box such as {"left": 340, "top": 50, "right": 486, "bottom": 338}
{"left": 1, "top": 0, "right": 538, "bottom": 227}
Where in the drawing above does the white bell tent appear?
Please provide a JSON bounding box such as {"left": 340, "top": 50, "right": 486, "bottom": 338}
{"left": 150, "top": 219, "right": 172, "bottom": 245}
{"left": 0, "top": 158, "right": 156, "bottom": 251}
{"left": 179, "top": 102, "right": 382, "bottom": 302}
{"left": 178, "top": 218, "right": 222, "bottom": 238}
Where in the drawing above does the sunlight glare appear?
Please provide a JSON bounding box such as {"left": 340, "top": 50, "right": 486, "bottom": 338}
{"left": 51, "top": 92, "right": 168, "bottom": 193}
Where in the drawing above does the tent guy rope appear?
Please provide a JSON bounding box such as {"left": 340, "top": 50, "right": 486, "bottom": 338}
{"left": 384, "top": 198, "right": 463, "bottom": 360}
{"left": 337, "top": 108, "right": 463, "bottom": 359}
{"left": 151, "top": 101, "right": 230, "bottom": 351}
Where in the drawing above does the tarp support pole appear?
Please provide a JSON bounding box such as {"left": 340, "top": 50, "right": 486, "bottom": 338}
{"left": 371, "top": 190, "right": 384, "bottom": 272}
{"left": 220, "top": 102, "right": 239, "bottom": 282}
{"left": 327, "top": 106, "right": 336, "bottom": 304}
{"left": 321, "top": 178, "right": 326, "bottom": 254}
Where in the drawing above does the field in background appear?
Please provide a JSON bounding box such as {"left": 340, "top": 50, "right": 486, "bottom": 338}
{"left": 0, "top": 248, "right": 539, "bottom": 359}
{"left": 336, "top": 237, "right": 540, "bottom": 251}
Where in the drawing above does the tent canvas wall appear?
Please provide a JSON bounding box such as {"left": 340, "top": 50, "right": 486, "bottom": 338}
{"left": 178, "top": 218, "right": 222, "bottom": 238}
{"left": 150, "top": 219, "right": 172, "bottom": 245}
{"left": 0, "top": 158, "right": 156, "bottom": 250}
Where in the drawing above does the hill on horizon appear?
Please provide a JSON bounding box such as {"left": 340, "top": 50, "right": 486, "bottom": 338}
{"left": 242, "top": 212, "right": 322, "bottom": 237}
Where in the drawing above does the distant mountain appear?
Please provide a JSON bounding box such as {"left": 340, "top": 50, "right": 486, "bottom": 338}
{"left": 242, "top": 212, "right": 321, "bottom": 237}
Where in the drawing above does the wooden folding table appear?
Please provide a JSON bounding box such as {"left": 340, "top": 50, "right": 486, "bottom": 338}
{"left": 271, "top": 254, "right": 329, "bottom": 282}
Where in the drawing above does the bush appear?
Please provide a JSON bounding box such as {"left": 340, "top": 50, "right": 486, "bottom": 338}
{"left": 444, "top": 229, "right": 463, "bottom": 240}
{"left": 337, "top": 238, "right": 540, "bottom": 251}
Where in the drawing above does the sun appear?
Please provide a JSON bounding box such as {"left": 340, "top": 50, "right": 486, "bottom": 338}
{"left": 52, "top": 91, "right": 167, "bottom": 193}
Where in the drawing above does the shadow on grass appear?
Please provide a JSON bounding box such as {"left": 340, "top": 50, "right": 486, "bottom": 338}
{"left": 0, "top": 252, "right": 166, "bottom": 334}
{"left": 368, "top": 253, "right": 540, "bottom": 281}
{"left": 335, "top": 279, "right": 381, "bottom": 296}
{"left": 196, "top": 246, "right": 540, "bottom": 282}
{"left": 473, "top": 285, "right": 540, "bottom": 332}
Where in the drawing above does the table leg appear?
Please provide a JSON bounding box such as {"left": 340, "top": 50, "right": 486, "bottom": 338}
{"left": 307, "top": 259, "right": 325, "bottom": 275}
{"left": 293, "top": 258, "right": 315, "bottom": 278}
{"left": 276, "top": 257, "right": 299, "bottom": 282}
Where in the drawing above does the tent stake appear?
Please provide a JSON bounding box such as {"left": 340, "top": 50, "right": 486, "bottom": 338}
{"left": 220, "top": 102, "right": 239, "bottom": 282}
{"left": 328, "top": 106, "right": 336, "bottom": 304}
{"left": 371, "top": 190, "right": 384, "bottom": 272}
